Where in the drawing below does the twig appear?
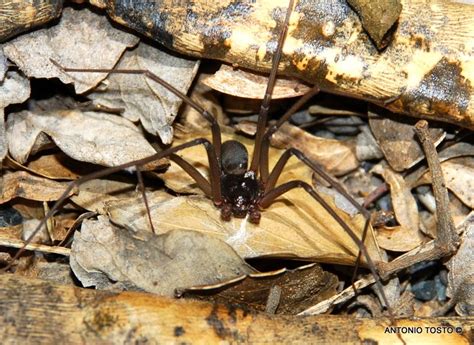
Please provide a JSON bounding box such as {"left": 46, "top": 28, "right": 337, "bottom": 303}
{"left": 0, "top": 235, "right": 71, "bottom": 256}
{"left": 413, "top": 120, "right": 459, "bottom": 251}
{"left": 301, "top": 120, "right": 462, "bottom": 315}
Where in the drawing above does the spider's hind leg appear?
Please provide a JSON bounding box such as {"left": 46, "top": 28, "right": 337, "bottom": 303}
{"left": 258, "top": 146, "right": 394, "bottom": 315}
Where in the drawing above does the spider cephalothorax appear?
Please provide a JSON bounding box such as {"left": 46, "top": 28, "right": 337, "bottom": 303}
{"left": 220, "top": 140, "right": 262, "bottom": 223}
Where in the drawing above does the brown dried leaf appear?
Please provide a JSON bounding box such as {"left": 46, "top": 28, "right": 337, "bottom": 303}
{"left": 179, "top": 73, "right": 227, "bottom": 132}
{"left": 70, "top": 178, "right": 136, "bottom": 214}
{"left": 202, "top": 64, "right": 311, "bottom": 99}
{"left": 70, "top": 216, "right": 254, "bottom": 296}
{"left": 415, "top": 157, "right": 474, "bottom": 209}
{"left": 3, "top": 7, "right": 139, "bottom": 94}
{"left": 270, "top": 123, "right": 358, "bottom": 176}
{"left": 5, "top": 153, "right": 97, "bottom": 180}
{"left": 369, "top": 110, "right": 445, "bottom": 171}
{"left": 88, "top": 42, "right": 199, "bottom": 143}
{"left": 347, "top": 0, "right": 401, "bottom": 49}
{"left": 0, "top": 171, "right": 69, "bottom": 204}
{"left": 0, "top": 71, "right": 30, "bottom": 161}
{"left": 405, "top": 141, "right": 474, "bottom": 187}
{"left": 6, "top": 109, "right": 161, "bottom": 167}
{"left": 181, "top": 263, "right": 338, "bottom": 314}
{"left": 106, "top": 190, "right": 382, "bottom": 266}
{"left": 372, "top": 164, "right": 425, "bottom": 251}
{"left": 447, "top": 213, "right": 474, "bottom": 316}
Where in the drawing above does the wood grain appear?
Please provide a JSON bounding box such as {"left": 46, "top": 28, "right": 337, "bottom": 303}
{"left": 1, "top": 274, "right": 472, "bottom": 344}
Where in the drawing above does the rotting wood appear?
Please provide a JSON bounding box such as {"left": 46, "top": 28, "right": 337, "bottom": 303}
{"left": 89, "top": 0, "right": 474, "bottom": 130}
{"left": 0, "top": 274, "right": 472, "bottom": 344}
{"left": 1, "top": 0, "right": 474, "bottom": 129}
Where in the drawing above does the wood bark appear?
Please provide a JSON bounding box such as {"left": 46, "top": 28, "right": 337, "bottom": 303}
{"left": 93, "top": 0, "right": 474, "bottom": 130}
{"left": 1, "top": 274, "right": 472, "bottom": 344}
{"left": 1, "top": 1, "right": 474, "bottom": 129}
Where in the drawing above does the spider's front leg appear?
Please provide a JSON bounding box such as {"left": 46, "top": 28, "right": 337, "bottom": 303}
{"left": 3, "top": 138, "right": 222, "bottom": 270}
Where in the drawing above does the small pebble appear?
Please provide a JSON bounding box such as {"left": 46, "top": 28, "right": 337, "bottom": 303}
{"left": 412, "top": 280, "right": 437, "bottom": 301}
{"left": 0, "top": 206, "right": 23, "bottom": 227}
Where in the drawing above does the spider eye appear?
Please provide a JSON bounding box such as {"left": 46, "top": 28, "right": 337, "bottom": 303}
{"left": 221, "top": 140, "right": 248, "bottom": 175}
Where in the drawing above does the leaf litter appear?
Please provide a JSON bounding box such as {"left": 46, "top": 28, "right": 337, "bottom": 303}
{"left": 70, "top": 216, "right": 255, "bottom": 297}
{"left": 0, "top": 3, "right": 472, "bottom": 320}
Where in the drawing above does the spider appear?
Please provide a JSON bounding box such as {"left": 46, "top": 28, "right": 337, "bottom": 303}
{"left": 5, "top": 0, "right": 392, "bottom": 313}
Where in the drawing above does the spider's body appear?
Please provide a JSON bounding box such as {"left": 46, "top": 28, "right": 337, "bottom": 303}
{"left": 219, "top": 140, "right": 262, "bottom": 223}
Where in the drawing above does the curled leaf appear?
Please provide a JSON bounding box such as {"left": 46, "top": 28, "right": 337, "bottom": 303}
{"left": 415, "top": 157, "right": 474, "bottom": 209}
{"left": 0, "top": 171, "right": 69, "bottom": 204}
{"left": 447, "top": 213, "right": 474, "bottom": 316}
{"left": 3, "top": 7, "right": 139, "bottom": 94}
{"left": 6, "top": 109, "right": 161, "bottom": 168}
{"left": 70, "top": 216, "right": 254, "bottom": 296}
{"left": 372, "top": 164, "right": 425, "bottom": 251}
{"left": 88, "top": 42, "right": 199, "bottom": 143}
{"left": 181, "top": 263, "right": 338, "bottom": 314}
{"left": 106, "top": 190, "right": 382, "bottom": 266}
{"left": 202, "top": 64, "right": 311, "bottom": 99}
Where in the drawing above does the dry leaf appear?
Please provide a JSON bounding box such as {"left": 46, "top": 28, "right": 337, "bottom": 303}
{"left": 269, "top": 123, "right": 359, "bottom": 176}
{"left": 446, "top": 213, "right": 474, "bottom": 316}
{"left": 181, "top": 263, "right": 338, "bottom": 314}
{"left": 3, "top": 7, "right": 139, "bottom": 94}
{"left": 347, "top": 0, "right": 401, "bottom": 49}
{"left": 70, "top": 178, "right": 136, "bottom": 214}
{"left": 415, "top": 157, "right": 474, "bottom": 209}
{"left": 6, "top": 109, "right": 160, "bottom": 167}
{"left": 369, "top": 109, "right": 445, "bottom": 171}
{"left": 0, "top": 171, "right": 69, "bottom": 204}
{"left": 88, "top": 42, "right": 199, "bottom": 143}
{"left": 372, "top": 164, "right": 425, "bottom": 251}
{"left": 179, "top": 73, "right": 227, "bottom": 132}
{"left": 70, "top": 216, "right": 254, "bottom": 296}
{"left": 106, "top": 190, "right": 382, "bottom": 266}
{"left": 405, "top": 141, "right": 474, "bottom": 187}
{"left": 0, "top": 71, "right": 30, "bottom": 160}
{"left": 5, "top": 153, "right": 99, "bottom": 180}
{"left": 202, "top": 64, "right": 311, "bottom": 99}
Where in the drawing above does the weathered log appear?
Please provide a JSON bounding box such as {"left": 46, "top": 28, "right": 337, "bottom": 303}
{"left": 0, "top": 274, "right": 472, "bottom": 344}
{"left": 1, "top": 1, "right": 473, "bottom": 129}
{"left": 0, "top": 0, "right": 63, "bottom": 42}
{"left": 91, "top": 0, "right": 474, "bottom": 130}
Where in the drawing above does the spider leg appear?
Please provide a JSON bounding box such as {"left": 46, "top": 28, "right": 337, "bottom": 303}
{"left": 169, "top": 154, "right": 212, "bottom": 197}
{"left": 136, "top": 166, "right": 156, "bottom": 234}
{"left": 263, "top": 146, "right": 372, "bottom": 287}
{"left": 259, "top": 180, "right": 391, "bottom": 313}
{"left": 249, "top": 0, "right": 295, "bottom": 172}
{"left": 3, "top": 138, "right": 221, "bottom": 271}
{"left": 258, "top": 86, "right": 319, "bottom": 183}
{"left": 50, "top": 59, "right": 223, "bottom": 160}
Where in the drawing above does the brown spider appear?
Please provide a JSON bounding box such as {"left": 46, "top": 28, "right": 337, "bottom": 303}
{"left": 6, "top": 0, "right": 392, "bottom": 315}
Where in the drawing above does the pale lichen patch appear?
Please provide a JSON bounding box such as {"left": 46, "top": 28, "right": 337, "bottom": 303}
{"left": 460, "top": 57, "right": 474, "bottom": 83}
{"left": 282, "top": 35, "right": 303, "bottom": 57}
{"left": 404, "top": 50, "right": 442, "bottom": 90}
{"left": 321, "top": 21, "right": 336, "bottom": 38}
{"left": 320, "top": 48, "right": 364, "bottom": 83}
